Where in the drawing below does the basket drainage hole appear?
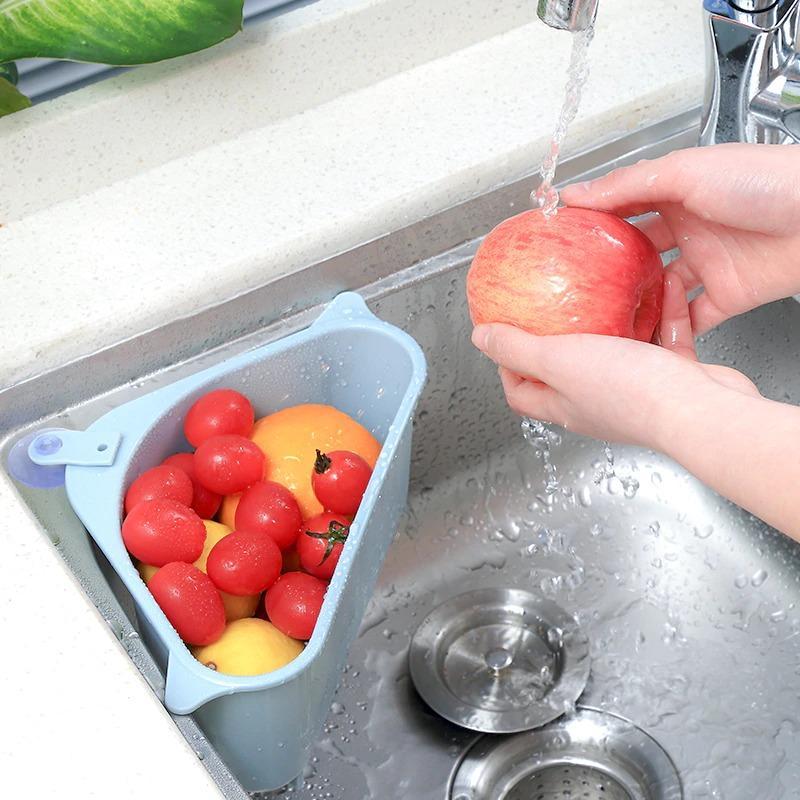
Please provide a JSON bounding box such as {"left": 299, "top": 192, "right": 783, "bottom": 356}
{"left": 97, "top": 443, "right": 108, "bottom": 452}
{"left": 506, "top": 765, "right": 634, "bottom": 800}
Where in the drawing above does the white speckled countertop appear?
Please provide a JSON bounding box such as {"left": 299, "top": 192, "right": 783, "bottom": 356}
{"left": 0, "top": 0, "right": 704, "bottom": 796}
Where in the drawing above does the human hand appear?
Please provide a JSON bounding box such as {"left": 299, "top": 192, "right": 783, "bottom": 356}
{"left": 560, "top": 143, "right": 800, "bottom": 334}
{"left": 471, "top": 275, "right": 759, "bottom": 450}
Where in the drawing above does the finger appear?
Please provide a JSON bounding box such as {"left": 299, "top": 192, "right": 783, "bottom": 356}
{"left": 472, "top": 324, "right": 557, "bottom": 382}
{"left": 561, "top": 152, "right": 691, "bottom": 217}
{"left": 688, "top": 290, "right": 732, "bottom": 335}
{"left": 499, "top": 368, "right": 563, "bottom": 423}
{"left": 664, "top": 256, "right": 702, "bottom": 293}
{"left": 658, "top": 273, "right": 697, "bottom": 361}
{"left": 634, "top": 213, "right": 676, "bottom": 252}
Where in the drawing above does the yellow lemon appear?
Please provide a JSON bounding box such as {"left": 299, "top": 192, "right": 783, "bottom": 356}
{"left": 136, "top": 520, "right": 259, "bottom": 622}
{"left": 218, "top": 492, "right": 240, "bottom": 530}
{"left": 136, "top": 560, "right": 159, "bottom": 585}
{"left": 197, "top": 520, "right": 260, "bottom": 621}
{"left": 192, "top": 618, "right": 303, "bottom": 676}
{"left": 194, "top": 519, "right": 230, "bottom": 571}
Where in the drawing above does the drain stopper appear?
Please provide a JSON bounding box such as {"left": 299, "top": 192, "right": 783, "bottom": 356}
{"left": 409, "top": 588, "right": 590, "bottom": 734}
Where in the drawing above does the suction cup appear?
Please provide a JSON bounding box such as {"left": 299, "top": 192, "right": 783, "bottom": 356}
{"left": 7, "top": 429, "right": 68, "bottom": 489}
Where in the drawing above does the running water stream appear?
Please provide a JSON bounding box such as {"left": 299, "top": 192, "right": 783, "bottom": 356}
{"left": 531, "top": 26, "right": 595, "bottom": 217}
{"left": 524, "top": 25, "right": 595, "bottom": 480}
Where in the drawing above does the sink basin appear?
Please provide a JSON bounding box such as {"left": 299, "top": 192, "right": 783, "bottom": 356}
{"left": 286, "top": 286, "right": 800, "bottom": 800}
{"left": 5, "top": 107, "right": 800, "bottom": 799}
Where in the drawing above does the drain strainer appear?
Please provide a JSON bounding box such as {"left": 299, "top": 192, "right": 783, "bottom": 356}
{"left": 409, "top": 588, "right": 589, "bottom": 733}
{"left": 504, "top": 764, "right": 632, "bottom": 800}
{"left": 449, "top": 707, "right": 683, "bottom": 800}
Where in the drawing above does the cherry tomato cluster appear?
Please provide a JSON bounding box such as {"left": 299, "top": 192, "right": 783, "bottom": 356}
{"left": 121, "top": 388, "right": 374, "bottom": 670}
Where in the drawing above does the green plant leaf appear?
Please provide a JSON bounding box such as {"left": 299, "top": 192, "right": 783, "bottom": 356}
{"left": 0, "top": 0, "right": 244, "bottom": 65}
{"left": 0, "top": 75, "right": 30, "bottom": 116}
{"left": 0, "top": 60, "right": 18, "bottom": 84}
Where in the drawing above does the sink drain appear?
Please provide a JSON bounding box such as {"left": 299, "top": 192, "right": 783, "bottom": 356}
{"left": 449, "top": 708, "right": 682, "bottom": 800}
{"left": 504, "top": 764, "right": 632, "bottom": 800}
{"left": 409, "top": 588, "right": 589, "bottom": 733}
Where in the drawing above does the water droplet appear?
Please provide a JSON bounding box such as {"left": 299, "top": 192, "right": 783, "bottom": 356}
{"left": 734, "top": 574, "right": 748, "bottom": 589}
{"left": 622, "top": 477, "right": 640, "bottom": 499}
{"left": 751, "top": 569, "right": 768, "bottom": 587}
{"left": 694, "top": 524, "right": 714, "bottom": 539}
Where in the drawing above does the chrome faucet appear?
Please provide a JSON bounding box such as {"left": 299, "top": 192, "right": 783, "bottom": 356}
{"left": 536, "top": 0, "right": 598, "bottom": 31}
{"left": 536, "top": 0, "right": 800, "bottom": 144}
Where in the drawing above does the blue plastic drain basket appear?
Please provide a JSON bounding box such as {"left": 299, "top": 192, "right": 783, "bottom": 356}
{"left": 39, "top": 293, "right": 426, "bottom": 791}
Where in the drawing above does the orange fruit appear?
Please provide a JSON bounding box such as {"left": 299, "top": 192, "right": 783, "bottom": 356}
{"left": 218, "top": 403, "right": 380, "bottom": 522}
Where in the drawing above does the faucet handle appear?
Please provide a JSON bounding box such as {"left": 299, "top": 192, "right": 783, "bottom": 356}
{"left": 704, "top": 0, "right": 797, "bottom": 29}
{"left": 751, "top": 58, "right": 800, "bottom": 141}
{"left": 537, "top": 0, "right": 598, "bottom": 32}
{"left": 728, "top": 0, "right": 779, "bottom": 11}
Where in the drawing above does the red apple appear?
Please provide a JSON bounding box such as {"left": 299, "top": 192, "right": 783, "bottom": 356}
{"left": 466, "top": 207, "right": 663, "bottom": 342}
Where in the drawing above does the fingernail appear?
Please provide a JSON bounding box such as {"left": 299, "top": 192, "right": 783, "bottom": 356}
{"left": 471, "top": 325, "right": 490, "bottom": 351}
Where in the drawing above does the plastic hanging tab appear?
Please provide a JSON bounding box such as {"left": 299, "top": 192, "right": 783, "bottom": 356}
{"left": 28, "top": 429, "right": 122, "bottom": 468}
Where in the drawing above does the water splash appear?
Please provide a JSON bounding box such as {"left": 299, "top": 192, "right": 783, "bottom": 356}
{"left": 532, "top": 26, "right": 595, "bottom": 217}
{"left": 593, "top": 441, "right": 640, "bottom": 499}
{"left": 521, "top": 418, "right": 561, "bottom": 493}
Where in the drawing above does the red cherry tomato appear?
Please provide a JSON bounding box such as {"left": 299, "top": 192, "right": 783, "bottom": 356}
{"left": 162, "top": 452, "right": 222, "bottom": 519}
{"left": 194, "top": 434, "right": 265, "bottom": 495}
{"left": 297, "top": 513, "right": 350, "bottom": 581}
{"left": 235, "top": 481, "right": 302, "bottom": 551}
{"left": 122, "top": 499, "right": 205, "bottom": 567}
{"left": 124, "top": 464, "right": 193, "bottom": 516}
{"left": 148, "top": 562, "right": 225, "bottom": 645}
{"left": 206, "top": 530, "right": 283, "bottom": 596}
{"left": 184, "top": 388, "right": 255, "bottom": 448}
{"left": 265, "top": 572, "right": 327, "bottom": 640}
{"left": 312, "top": 450, "right": 372, "bottom": 516}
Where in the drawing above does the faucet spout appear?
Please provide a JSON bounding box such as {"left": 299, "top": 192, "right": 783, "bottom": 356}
{"left": 537, "top": 0, "right": 598, "bottom": 32}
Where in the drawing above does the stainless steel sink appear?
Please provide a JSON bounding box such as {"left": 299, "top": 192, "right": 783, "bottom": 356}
{"left": 5, "top": 108, "right": 800, "bottom": 799}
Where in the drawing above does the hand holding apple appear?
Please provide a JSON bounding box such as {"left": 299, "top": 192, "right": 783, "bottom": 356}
{"left": 466, "top": 207, "right": 663, "bottom": 342}
{"left": 470, "top": 274, "right": 759, "bottom": 448}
